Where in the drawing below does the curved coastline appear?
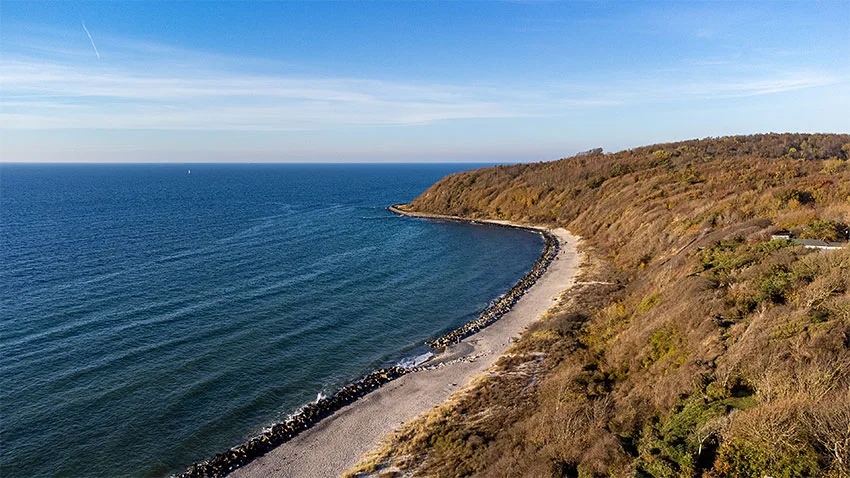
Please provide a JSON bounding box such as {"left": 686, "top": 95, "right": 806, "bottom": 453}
{"left": 177, "top": 205, "right": 567, "bottom": 478}
{"left": 387, "top": 205, "right": 560, "bottom": 348}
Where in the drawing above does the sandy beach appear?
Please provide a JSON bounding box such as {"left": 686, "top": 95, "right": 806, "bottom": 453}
{"left": 230, "top": 210, "right": 581, "bottom": 478}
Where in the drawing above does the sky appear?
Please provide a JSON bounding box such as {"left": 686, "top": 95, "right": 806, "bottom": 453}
{"left": 1, "top": 1, "right": 848, "bottom": 163}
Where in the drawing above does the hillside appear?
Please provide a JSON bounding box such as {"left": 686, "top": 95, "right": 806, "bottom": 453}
{"left": 351, "top": 133, "right": 850, "bottom": 477}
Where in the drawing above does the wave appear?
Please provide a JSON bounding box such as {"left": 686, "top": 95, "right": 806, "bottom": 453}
{"left": 397, "top": 351, "right": 434, "bottom": 369}
{"left": 177, "top": 366, "right": 409, "bottom": 478}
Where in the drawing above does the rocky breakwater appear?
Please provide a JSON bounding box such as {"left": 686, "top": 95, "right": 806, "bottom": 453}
{"left": 429, "top": 228, "right": 558, "bottom": 348}
{"left": 177, "top": 210, "right": 559, "bottom": 478}
{"left": 177, "top": 367, "right": 409, "bottom": 478}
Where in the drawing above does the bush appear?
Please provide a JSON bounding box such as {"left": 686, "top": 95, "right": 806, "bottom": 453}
{"left": 758, "top": 265, "right": 793, "bottom": 304}
{"left": 799, "top": 219, "right": 848, "bottom": 241}
{"left": 714, "top": 439, "right": 820, "bottom": 478}
{"left": 638, "top": 293, "right": 662, "bottom": 313}
{"left": 360, "top": 134, "right": 850, "bottom": 477}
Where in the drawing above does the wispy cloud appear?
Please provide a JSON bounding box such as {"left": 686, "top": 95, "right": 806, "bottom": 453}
{"left": 0, "top": 58, "right": 538, "bottom": 130}
{"left": 0, "top": 32, "right": 843, "bottom": 132}
{"left": 691, "top": 76, "right": 839, "bottom": 98}
{"left": 623, "top": 74, "right": 839, "bottom": 102}
{"left": 81, "top": 22, "right": 100, "bottom": 60}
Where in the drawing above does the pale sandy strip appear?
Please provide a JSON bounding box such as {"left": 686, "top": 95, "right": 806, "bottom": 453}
{"left": 230, "top": 215, "right": 581, "bottom": 478}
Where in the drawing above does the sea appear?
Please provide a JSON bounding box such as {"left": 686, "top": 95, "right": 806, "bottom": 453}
{"left": 0, "top": 163, "right": 544, "bottom": 477}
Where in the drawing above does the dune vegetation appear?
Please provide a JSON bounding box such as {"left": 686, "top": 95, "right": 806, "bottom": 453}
{"left": 350, "top": 133, "right": 850, "bottom": 477}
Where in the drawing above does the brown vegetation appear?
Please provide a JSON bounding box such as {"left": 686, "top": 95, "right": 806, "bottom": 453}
{"left": 352, "top": 133, "right": 850, "bottom": 477}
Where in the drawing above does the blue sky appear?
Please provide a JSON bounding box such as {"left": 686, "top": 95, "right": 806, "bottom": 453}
{"left": 1, "top": 1, "right": 848, "bottom": 162}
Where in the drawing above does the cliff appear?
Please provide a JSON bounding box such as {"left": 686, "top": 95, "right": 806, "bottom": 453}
{"left": 353, "top": 133, "right": 850, "bottom": 477}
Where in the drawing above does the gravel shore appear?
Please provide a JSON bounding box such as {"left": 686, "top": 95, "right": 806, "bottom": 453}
{"left": 229, "top": 211, "right": 581, "bottom": 478}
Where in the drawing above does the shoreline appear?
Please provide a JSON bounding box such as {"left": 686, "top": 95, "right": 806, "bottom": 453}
{"left": 178, "top": 206, "right": 578, "bottom": 478}
{"left": 387, "top": 206, "right": 560, "bottom": 349}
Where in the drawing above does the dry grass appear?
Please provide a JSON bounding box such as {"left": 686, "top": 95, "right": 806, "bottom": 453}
{"left": 349, "top": 134, "right": 850, "bottom": 477}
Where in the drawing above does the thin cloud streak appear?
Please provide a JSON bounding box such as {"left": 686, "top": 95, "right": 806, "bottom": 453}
{"left": 81, "top": 22, "right": 100, "bottom": 60}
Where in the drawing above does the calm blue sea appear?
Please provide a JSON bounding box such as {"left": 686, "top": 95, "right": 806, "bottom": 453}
{"left": 0, "top": 164, "right": 543, "bottom": 478}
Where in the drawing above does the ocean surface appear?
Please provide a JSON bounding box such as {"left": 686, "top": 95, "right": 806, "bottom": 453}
{"left": 0, "top": 164, "right": 544, "bottom": 477}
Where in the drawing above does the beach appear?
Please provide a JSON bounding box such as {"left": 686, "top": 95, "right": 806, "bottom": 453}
{"left": 229, "top": 209, "right": 582, "bottom": 478}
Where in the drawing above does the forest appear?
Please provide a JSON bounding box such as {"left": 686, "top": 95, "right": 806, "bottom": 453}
{"left": 350, "top": 133, "right": 850, "bottom": 477}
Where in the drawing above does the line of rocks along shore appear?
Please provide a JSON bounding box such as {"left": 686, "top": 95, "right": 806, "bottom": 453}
{"left": 429, "top": 228, "right": 558, "bottom": 348}
{"left": 388, "top": 205, "right": 559, "bottom": 350}
{"left": 175, "top": 207, "right": 559, "bottom": 478}
{"left": 178, "top": 366, "right": 409, "bottom": 478}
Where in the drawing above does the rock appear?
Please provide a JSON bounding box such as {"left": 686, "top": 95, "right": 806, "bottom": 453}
{"left": 178, "top": 224, "right": 558, "bottom": 478}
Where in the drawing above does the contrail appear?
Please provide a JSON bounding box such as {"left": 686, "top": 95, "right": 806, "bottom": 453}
{"left": 81, "top": 21, "right": 100, "bottom": 59}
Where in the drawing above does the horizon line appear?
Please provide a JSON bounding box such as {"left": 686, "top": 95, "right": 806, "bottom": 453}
{"left": 0, "top": 161, "right": 526, "bottom": 165}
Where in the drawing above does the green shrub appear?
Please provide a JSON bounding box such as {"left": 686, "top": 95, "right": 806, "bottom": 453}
{"left": 360, "top": 134, "right": 850, "bottom": 478}
{"left": 636, "top": 387, "right": 753, "bottom": 477}
{"left": 587, "top": 176, "right": 606, "bottom": 189}
{"left": 653, "top": 149, "right": 672, "bottom": 161}
{"left": 638, "top": 293, "right": 662, "bottom": 313}
{"left": 799, "top": 219, "right": 848, "bottom": 242}
{"left": 714, "top": 439, "right": 820, "bottom": 478}
{"left": 699, "top": 239, "right": 756, "bottom": 281}
{"left": 645, "top": 326, "right": 678, "bottom": 366}
{"left": 778, "top": 189, "right": 815, "bottom": 206}
{"left": 758, "top": 265, "right": 793, "bottom": 303}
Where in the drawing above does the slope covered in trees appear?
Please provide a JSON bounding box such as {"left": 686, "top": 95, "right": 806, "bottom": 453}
{"left": 353, "top": 133, "right": 850, "bottom": 477}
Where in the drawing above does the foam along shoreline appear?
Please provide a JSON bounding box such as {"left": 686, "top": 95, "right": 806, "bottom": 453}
{"left": 178, "top": 205, "right": 580, "bottom": 478}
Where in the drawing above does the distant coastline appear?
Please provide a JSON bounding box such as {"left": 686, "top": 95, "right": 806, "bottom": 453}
{"left": 178, "top": 204, "right": 568, "bottom": 478}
